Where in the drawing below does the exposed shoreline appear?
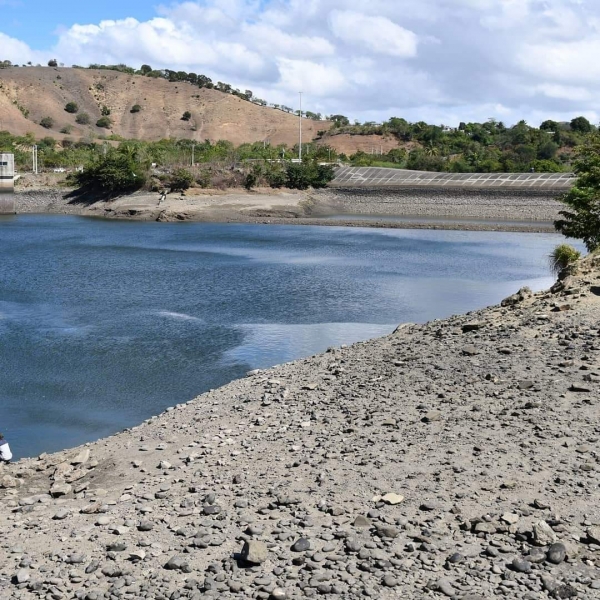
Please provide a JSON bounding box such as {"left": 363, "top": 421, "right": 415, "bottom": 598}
{"left": 11, "top": 185, "right": 564, "bottom": 233}
{"left": 1, "top": 253, "right": 600, "bottom": 599}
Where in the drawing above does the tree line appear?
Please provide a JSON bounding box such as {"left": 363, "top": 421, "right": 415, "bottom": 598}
{"left": 334, "top": 116, "right": 597, "bottom": 173}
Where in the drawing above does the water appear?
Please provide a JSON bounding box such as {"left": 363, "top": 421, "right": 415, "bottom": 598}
{"left": 0, "top": 215, "right": 578, "bottom": 458}
{"left": 323, "top": 214, "right": 554, "bottom": 228}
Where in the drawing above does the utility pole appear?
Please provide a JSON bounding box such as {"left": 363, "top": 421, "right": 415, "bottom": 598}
{"left": 191, "top": 143, "right": 195, "bottom": 167}
{"left": 299, "top": 92, "right": 302, "bottom": 161}
{"left": 32, "top": 145, "right": 38, "bottom": 174}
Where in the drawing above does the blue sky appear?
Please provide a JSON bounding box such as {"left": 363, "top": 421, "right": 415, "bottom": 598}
{"left": 2, "top": 0, "right": 600, "bottom": 125}
{"left": 4, "top": 0, "right": 155, "bottom": 47}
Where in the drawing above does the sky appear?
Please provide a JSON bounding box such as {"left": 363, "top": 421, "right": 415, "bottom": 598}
{"left": 1, "top": 0, "right": 600, "bottom": 127}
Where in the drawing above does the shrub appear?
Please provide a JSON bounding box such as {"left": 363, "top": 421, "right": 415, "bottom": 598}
{"left": 285, "top": 161, "right": 335, "bottom": 190}
{"left": 60, "top": 125, "right": 73, "bottom": 134}
{"left": 181, "top": 111, "right": 191, "bottom": 121}
{"left": 40, "top": 116, "right": 54, "bottom": 129}
{"left": 64, "top": 102, "right": 79, "bottom": 114}
{"left": 169, "top": 168, "right": 194, "bottom": 192}
{"left": 244, "top": 172, "right": 257, "bottom": 190}
{"left": 549, "top": 244, "right": 581, "bottom": 278}
{"left": 76, "top": 112, "right": 90, "bottom": 125}
{"left": 47, "top": 59, "right": 58, "bottom": 67}
{"left": 75, "top": 150, "right": 146, "bottom": 196}
{"left": 130, "top": 104, "right": 142, "bottom": 113}
{"left": 96, "top": 116, "right": 112, "bottom": 129}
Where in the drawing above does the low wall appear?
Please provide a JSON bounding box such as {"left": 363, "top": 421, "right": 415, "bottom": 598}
{"left": 0, "top": 194, "right": 15, "bottom": 214}
{"left": 315, "top": 187, "right": 564, "bottom": 221}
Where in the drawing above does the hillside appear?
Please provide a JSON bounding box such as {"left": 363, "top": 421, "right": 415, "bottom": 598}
{"left": 0, "top": 67, "right": 328, "bottom": 146}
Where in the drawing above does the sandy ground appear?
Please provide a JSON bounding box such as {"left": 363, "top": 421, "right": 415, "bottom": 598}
{"left": 1, "top": 255, "right": 600, "bottom": 599}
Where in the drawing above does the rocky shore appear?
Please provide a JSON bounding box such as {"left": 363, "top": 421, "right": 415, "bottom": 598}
{"left": 1, "top": 255, "right": 600, "bottom": 599}
{"left": 12, "top": 186, "right": 562, "bottom": 232}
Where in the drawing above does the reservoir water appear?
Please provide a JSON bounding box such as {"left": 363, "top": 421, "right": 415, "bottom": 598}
{"left": 0, "top": 215, "right": 577, "bottom": 458}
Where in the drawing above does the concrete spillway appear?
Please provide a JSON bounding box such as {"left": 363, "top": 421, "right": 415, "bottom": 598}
{"left": 0, "top": 153, "right": 16, "bottom": 214}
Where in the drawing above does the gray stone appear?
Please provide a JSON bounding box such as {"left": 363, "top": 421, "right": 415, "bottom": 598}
{"left": 547, "top": 543, "right": 567, "bottom": 565}
{"left": 241, "top": 540, "right": 268, "bottom": 564}
{"left": 291, "top": 538, "right": 311, "bottom": 552}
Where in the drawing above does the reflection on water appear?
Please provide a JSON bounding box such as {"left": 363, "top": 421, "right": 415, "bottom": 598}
{"left": 0, "top": 216, "right": 581, "bottom": 458}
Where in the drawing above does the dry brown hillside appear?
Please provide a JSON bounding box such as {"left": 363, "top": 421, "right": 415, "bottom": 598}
{"left": 0, "top": 67, "right": 329, "bottom": 145}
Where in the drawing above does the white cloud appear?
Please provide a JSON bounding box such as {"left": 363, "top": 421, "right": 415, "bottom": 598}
{"left": 2, "top": 0, "right": 600, "bottom": 125}
{"left": 329, "top": 11, "right": 418, "bottom": 57}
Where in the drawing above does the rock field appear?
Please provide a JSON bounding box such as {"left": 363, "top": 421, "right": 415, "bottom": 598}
{"left": 1, "top": 256, "right": 600, "bottom": 600}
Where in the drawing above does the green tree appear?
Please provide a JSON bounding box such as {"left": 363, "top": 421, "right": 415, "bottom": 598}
{"left": 182, "top": 111, "right": 192, "bottom": 121}
{"left": 140, "top": 64, "right": 152, "bottom": 75}
{"left": 555, "top": 133, "right": 600, "bottom": 251}
{"left": 101, "top": 105, "right": 111, "bottom": 116}
{"left": 130, "top": 104, "right": 142, "bottom": 113}
{"left": 64, "top": 102, "right": 79, "bottom": 114}
{"left": 47, "top": 59, "right": 58, "bottom": 67}
{"left": 40, "top": 116, "right": 54, "bottom": 129}
{"left": 96, "top": 116, "right": 111, "bottom": 128}
{"left": 570, "top": 116, "right": 592, "bottom": 133}
{"left": 75, "top": 150, "right": 146, "bottom": 196}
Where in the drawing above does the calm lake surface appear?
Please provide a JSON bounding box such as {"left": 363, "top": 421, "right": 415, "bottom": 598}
{"left": 0, "top": 215, "right": 575, "bottom": 458}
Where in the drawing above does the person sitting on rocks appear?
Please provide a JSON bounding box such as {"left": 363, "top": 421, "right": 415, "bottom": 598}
{"left": 0, "top": 433, "right": 12, "bottom": 464}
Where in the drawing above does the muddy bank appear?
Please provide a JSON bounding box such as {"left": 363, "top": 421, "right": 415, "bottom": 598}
{"left": 12, "top": 186, "right": 564, "bottom": 232}
{"left": 1, "top": 255, "right": 600, "bottom": 599}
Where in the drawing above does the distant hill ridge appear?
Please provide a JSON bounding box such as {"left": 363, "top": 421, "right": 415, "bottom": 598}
{"left": 0, "top": 66, "right": 328, "bottom": 146}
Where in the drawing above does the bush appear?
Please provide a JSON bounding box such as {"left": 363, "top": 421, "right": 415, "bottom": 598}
{"left": 169, "top": 168, "right": 194, "bottom": 192}
{"left": 549, "top": 244, "right": 581, "bottom": 278}
{"left": 76, "top": 112, "right": 90, "bottom": 125}
{"left": 181, "top": 111, "right": 191, "bottom": 121}
{"left": 285, "top": 161, "right": 335, "bottom": 190}
{"left": 64, "top": 102, "right": 79, "bottom": 114}
{"left": 101, "top": 105, "right": 111, "bottom": 116}
{"left": 75, "top": 150, "right": 146, "bottom": 196}
{"left": 96, "top": 116, "right": 112, "bottom": 129}
{"left": 130, "top": 104, "right": 142, "bottom": 113}
{"left": 40, "top": 116, "right": 54, "bottom": 129}
{"left": 47, "top": 59, "right": 58, "bottom": 67}
{"left": 60, "top": 125, "right": 73, "bottom": 134}
{"left": 244, "top": 172, "right": 257, "bottom": 190}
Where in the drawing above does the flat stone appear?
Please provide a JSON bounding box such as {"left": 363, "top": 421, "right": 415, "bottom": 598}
{"left": 422, "top": 411, "right": 442, "bottom": 423}
{"left": 381, "top": 493, "right": 404, "bottom": 505}
{"left": 50, "top": 483, "right": 72, "bottom": 497}
{"left": 71, "top": 448, "right": 90, "bottom": 465}
{"left": 462, "top": 345, "right": 480, "bottom": 356}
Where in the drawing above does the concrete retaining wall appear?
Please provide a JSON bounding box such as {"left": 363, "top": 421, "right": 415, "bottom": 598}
{"left": 315, "top": 187, "right": 564, "bottom": 222}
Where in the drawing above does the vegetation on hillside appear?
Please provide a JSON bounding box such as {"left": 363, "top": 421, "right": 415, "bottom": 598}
{"left": 331, "top": 116, "right": 595, "bottom": 173}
